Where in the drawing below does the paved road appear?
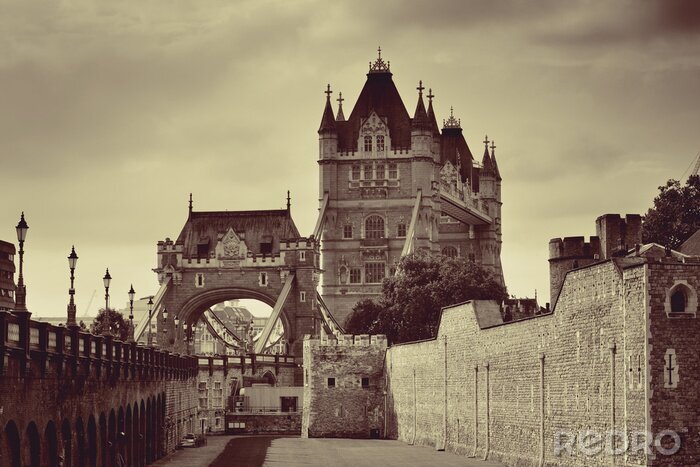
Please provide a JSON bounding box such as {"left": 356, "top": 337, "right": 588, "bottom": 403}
{"left": 156, "top": 435, "right": 503, "bottom": 467}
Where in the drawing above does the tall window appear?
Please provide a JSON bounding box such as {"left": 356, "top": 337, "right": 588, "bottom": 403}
{"left": 343, "top": 224, "right": 353, "bottom": 239}
{"left": 442, "top": 246, "right": 458, "bottom": 258}
{"left": 376, "top": 135, "right": 385, "bottom": 152}
{"left": 365, "top": 216, "right": 385, "bottom": 239}
{"left": 198, "top": 381, "right": 208, "bottom": 409}
{"left": 352, "top": 166, "right": 361, "bottom": 180}
{"left": 364, "top": 135, "right": 372, "bottom": 152}
{"left": 671, "top": 287, "right": 688, "bottom": 313}
{"left": 364, "top": 164, "right": 373, "bottom": 179}
{"left": 349, "top": 268, "right": 362, "bottom": 284}
{"left": 388, "top": 163, "right": 398, "bottom": 179}
{"left": 376, "top": 164, "right": 385, "bottom": 179}
{"left": 365, "top": 263, "right": 386, "bottom": 284}
{"left": 212, "top": 381, "right": 223, "bottom": 408}
{"left": 397, "top": 223, "right": 407, "bottom": 237}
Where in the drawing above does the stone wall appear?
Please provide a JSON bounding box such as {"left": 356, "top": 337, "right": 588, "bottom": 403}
{"left": 302, "top": 334, "right": 387, "bottom": 439}
{"left": 225, "top": 413, "right": 301, "bottom": 435}
{"left": 384, "top": 258, "right": 700, "bottom": 466}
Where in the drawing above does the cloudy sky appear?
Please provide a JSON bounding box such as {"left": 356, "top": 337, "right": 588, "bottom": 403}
{"left": 1, "top": 0, "right": 699, "bottom": 317}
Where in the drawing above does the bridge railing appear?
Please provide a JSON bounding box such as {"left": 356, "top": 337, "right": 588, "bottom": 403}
{"left": 196, "top": 353, "right": 300, "bottom": 376}
{"left": 0, "top": 310, "right": 199, "bottom": 381}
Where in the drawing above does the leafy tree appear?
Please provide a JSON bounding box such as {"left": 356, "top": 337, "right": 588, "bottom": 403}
{"left": 345, "top": 251, "right": 507, "bottom": 343}
{"left": 642, "top": 175, "right": 700, "bottom": 249}
{"left": 90, "top": 308, "right": 131, "bottom": 341}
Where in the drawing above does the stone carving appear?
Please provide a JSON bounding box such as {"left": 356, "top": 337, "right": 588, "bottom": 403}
{"left": 221, "top": 228, "right": 242, "bottom": 258}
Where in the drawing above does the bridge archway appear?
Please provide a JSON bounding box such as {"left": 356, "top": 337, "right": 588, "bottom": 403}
{"left": 5, "top": 420, "right": 21, "bottom": 467}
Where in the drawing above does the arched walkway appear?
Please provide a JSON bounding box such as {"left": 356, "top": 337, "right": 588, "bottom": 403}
{"left": 76, "top": 417, "right": 86, "bottom": 467}
{"left": 26, "top": 422, "right": 41, "bottom": 467}
{"left": 88, "top": 415, "right": 98, "bottom": 467}
{"left": 99, "top": 413, "right": 107, "bottom": 467}
{"left": 44, "top": 421, "right": 59, "bottom": 467}
{"left": 126, "top": 405, "right": 133, "bottom": 467}
{"left": 5, "top": 421, "right": 21, "bottom": 467}
{"left": 61, "top": 418, "right": 72, "bottom": 467}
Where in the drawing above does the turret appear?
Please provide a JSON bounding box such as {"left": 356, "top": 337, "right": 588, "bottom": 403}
{"left": 318, "top": 84, "right": 337, "bottom": 160}
{"left": 411, "top": 80, "right": 432, "bottom": 158}
{"left": 426, "top": 88, "right": 441, "bottom": 160}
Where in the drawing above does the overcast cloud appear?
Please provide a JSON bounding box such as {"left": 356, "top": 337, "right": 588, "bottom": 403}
{"left": 1, "top": 0, "right": 699, "bottom": 316}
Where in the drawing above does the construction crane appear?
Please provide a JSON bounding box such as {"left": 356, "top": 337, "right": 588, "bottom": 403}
{"left": 81, "top": 289, "right": 96, "bottom": 317}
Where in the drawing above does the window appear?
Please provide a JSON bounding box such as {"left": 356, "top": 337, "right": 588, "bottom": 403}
{"left": 343, "top": 225, "right": 353, "bottom": 239}
{"left": 397, "top": 223, "right": 407, "bottom": 238}
{"left": 327, "top": 377, "right": 336, "bottom": 387}
{"left": 364, "top": 135, "right": 372, "bottom": 152}
{"left": 212, "top": 381, "right": 223, "bottom": 408}
{"left": 260, "top": 241, "right": 273, "bottom": 255}
{"left": 349, "top": 268, "right": 362, "bottom": 284}
{"left": 352, "top": 165, "right": 361, "bottom": 180}
{"left": 198, "top": 381, "right": 208, "bottom": 409}
{"left": 671, "top": 288, "right": 687, "bottom": 313}
{"left": 364, "top": 164, "right": 373, "bottom": 179}
{"left": 442, "top": 246, "right": 458, "bottom": 258}
{"left": 365, "top": 263, "right": 385, "bottom": 284}
{"left": 259, "top": 272, "right": 268, "bottom": 286}
{"left": 197, "top": 243, "right": 209, "bottom": 258}
{"left": 362, "top": 377, "right": 370, "bottom": 388}
{"left": 376, "top": 135, "right": 385, "bottom": 152}
{"left": 376, "top": 164, "right": 385, "bottom": 179}
{"left": 388, "top": 163, "right": 398, "bottom": 179}
{"left": 300, "top": 291, "right": 306, "bottom": 302}
{"left": 365, "top": 216, "right": 385, "bottom": 239}
{"left": 195, "top": 273, "right": 204, "bottom": 288}
{"left": 299, "top": 251, "right": 306, "bottom": 261}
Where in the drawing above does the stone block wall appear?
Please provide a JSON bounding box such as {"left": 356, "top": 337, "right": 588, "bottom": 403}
{"left": 302, "top": 334, "right": 387, "bottom": 438}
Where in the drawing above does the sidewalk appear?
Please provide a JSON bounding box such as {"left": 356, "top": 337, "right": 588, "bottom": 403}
{"left": 150, "top": 435, "right": 233, "bottom": 467}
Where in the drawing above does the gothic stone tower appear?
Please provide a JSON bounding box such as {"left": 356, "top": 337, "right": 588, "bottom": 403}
{"left": 318, "top": 51, "right": 504, "bottom": 325}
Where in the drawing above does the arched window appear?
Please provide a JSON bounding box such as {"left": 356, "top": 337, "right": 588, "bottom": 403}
{"left": 365, "top": 216, "right": 385, "bottom": 239}
{"left": 442, "top": 246, "right": 458, "bottom": 258}
{"left": 671, "top": 287, "right": 688, "bottom": 313}
{"left": 364, "top": 135, "right": 372, "bottom": 152}
{"left": 376, "top": 135, "right": 385, "bottom": 152}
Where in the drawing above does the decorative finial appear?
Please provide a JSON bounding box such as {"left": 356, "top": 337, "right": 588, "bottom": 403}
{"left": 483, "top": 135, "right": 489, "bottom": 148}
{"left": 427, "top": 88, "right": 434, "bottom": 103}
{"left": 325, "top": 84, "right": 332, "bottom": 101}
{"left": 286, "top": 190, "right": 291, "bottom": 211}
{"left": 490, "top": 140, "right": 496, "bottom": 154}
{"left": 417, "top": 80, "right": 424, "bottom": 97}
{"left": 369, "top": 47, "right": 391, "bottom": 73}
{"left": 337, "top": 92, "right": 344, "bottom": 108}
{"left": 188, "top": 193, "right": 193, "bottom": 214}
{"left": 336, "top": 91, "right": 345, "bottom": 121}
{"left": 443, "top": 106, "right": 461, "bottom": 129}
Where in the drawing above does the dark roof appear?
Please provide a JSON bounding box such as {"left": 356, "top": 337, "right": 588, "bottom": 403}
{"left": 427, "top": 99, "right": 440, "bottom": 136}
{"left": 0, "top": 240, "right": 15, "bottom": 255}
{"left": 411, "top": 93, "right": 430, "bottom": 131}
{"left": 491, "top": 146, "right": 501, "bottom": 181}
{"left": 318, "top": 96, "right": 336, "bottom": 133}
{"left": 338, "top": 71, "right": 412, "bottom": 151}
{"left": 481, "top": 144, "right": 493, "bottom": 173}
{"left": 440, "top": 127, "right": 475, "bottom": 185}
{"left": 176, "top": 210, "right": 300, "bottom": 257}
{"left": 679, "top": 229, "right": 700, "bottom": 256}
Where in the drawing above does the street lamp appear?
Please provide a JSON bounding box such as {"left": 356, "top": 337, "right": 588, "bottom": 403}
{"left": 162, "top": 307, "right": 168, "bottom": 338}
{"left": 174, "top": 315, "right": 180, "bottom": 347}
{"left": 128, "top": 285, "right": 135, "bottom": 342}
{"left": 147, "top": 296, "right": 154, "bottom": 346}
{"left": 13, "top": 212, "right": 29, "bottom": 316}
{"left": 102, "top": 268, "right": 112, "bottom": 336}
{"left": 66, "top": 246, "right": 79, "bottom": 327}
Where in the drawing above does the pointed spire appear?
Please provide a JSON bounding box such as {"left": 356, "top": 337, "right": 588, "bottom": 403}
{"left": 412, "top": 80, "right": 430, "bottom": 131}
{"left": 426, "top": 88, "right": 440, "bottom": 135}
{"left": 188, "top": 193, "right": 193, "bottom": 217}
{"left": 286, "top": 190, "right": 291, "bottom": 212}
{"left": 490, "top": 140, "right": 501, "bottom": 180}
{"left": 318, "top": 84, "right": 337, "bottom": 134}
{"left": 481, "top": 135, "right": 493, "bottom": 171}
{"left": 336, "top": 92, "right": 345, "bottom": 121}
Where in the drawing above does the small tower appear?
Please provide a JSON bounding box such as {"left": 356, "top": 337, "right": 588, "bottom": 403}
{"left": 411, "top": 80, "right": 432, "bottom": 159}
{"left": 336, "top": 92, "right": 345, "bottom": 122}
{"left": 426, "top": 88, "right": 441, "bottom": 159}
{"left": 318, "top": 84, "right": 337, "bottom": 160}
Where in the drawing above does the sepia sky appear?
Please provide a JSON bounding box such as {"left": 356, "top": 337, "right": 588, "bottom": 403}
{"left": 1, "top": 0, "right": 699, "bottom": 317}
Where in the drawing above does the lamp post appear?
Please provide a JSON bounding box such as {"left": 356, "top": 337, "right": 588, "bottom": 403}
{"left": 147, "top": 296, "right": 154, "bottom": 346}
{"left": 128, "top": 285, "right": 135, "bottom": 343}
{"left": 102, "top": 269, "right": 112, "bottom": 337}
{"left": 174, "top": 314, "right": 180, "bottom": 345}
{"left": 14, "top": 212, "right": 29, "bottom": 316}
{"left": 183, "top": 322, "right": 191, "bottom": 355}
{"left": 66, "top": 246, "right": 79, "bottom": 328}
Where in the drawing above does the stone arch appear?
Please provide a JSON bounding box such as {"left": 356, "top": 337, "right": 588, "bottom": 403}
{"left": 26, "top": 421, "right": 41, "bottom": 467}
{"left": 117, "top": 407, "right": 125, "bottom": 466}
{"left": 44, "top": 421, "right": 59, "bottom": 467}
{"left": 76, "top": 417, "right": 86, "bottom": 467}
{"left": 177, "top": 287, "right": 293, "bottom": 343}
{"left": 125, "top": 405, "right": 132, "bottom": 467}
{"left": 665, "top": 280, "right": 698, "bottom": 315}
{"left": 5, "top": 420, "right": 21, "bottom": 467}
{"left": 363, "top": 214, "right": 386, "bottom": 239}
{"left": 155, "top": 394, "right": 162, "bottom": 460}
{"left": 145, "top": 399, "right": 152, "bottom": 464}
{"left": 262, "top": 370, "right": 277, "bottom": 386}
{"left": 60, "top": 418, "right": 71, "bottom": 467}
{"left": 108, "top": 410, "right": 116, "bottom": 467}
{"left": 139, "top": 401, "right": 146, "bottom": 467}
{"left": 98, "top": 413, "right": 106, "bottom": 467}
{"left": 87, "top": 415, "right": 97, "bottom": 467}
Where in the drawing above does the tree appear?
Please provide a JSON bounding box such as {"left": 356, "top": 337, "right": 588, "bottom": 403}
{"left": 90, "top": 308, "right": 131, "bottom": 341}
{"left": 642, "top": 175, "right": 700, "bottom": 249}
{"left": 345, "top": 251, "right": 507, "bottom": 344}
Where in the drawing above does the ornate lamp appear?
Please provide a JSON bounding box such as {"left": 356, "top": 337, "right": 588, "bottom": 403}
{"left": 147, "top": 296, "right": 154, "bottom": 345}
{"left": 128, "top": 284, "right": 135, "bottom": 342}
{"left": 13, "top": 212, "right": 29, "bottom": 315}
{"left": 66, "top": 246, "right": 78, "bottom": 327}
{"left": 102, "top": 269, "right": 112, "bottom": 336}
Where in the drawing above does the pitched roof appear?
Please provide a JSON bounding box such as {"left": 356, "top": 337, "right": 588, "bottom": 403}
{"left": 440, "top": 127, "right": 475, "bottom": 185}
{"left": 318, "top": 95, "right": 336, "bottom": 133}
{"left": 337, "top": 71, "right": 412, "bottom": 151}
{"left": 176, "top": 210, "right": 300, "bottom": 257}
{"left": 411, "top": 90, "right": 430, "bottom": 131}
{"left": 481, "top": 143, "right": 493, "bottom": 173}
{"left": 491, "top": 144, "right": 501, "bottom": 181}
{"left": 427, "top": 98, "right": 440, "bottom": 136}
{"left": 679, "top": 229, "right": 700, "bottom": 256}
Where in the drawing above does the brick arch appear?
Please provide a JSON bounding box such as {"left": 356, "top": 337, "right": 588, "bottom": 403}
{"left": 177, "top": 287, "right": 293, "bottom": 340}
{"left": 125, "top": 405, "right": 132, "bottom": 467}
{"left": 25, "top": 421, "right": 40, "bottom": 467}
{"left": 44, "top": 420, "right": 59, "bottom": 467}
{"left": 139, "top": 401, "right": 146, "bottom": 467}
{"left": 4, "top": 420, "right": 21, "bottom": 467}
{"left": 75, "top": 417, "right": 86, "bottom": 467}
{"left": 60, "top": 418, "right": 71, "bottom": 467}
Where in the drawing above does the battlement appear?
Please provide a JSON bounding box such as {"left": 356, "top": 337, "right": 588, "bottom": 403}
{"left": 157, "top": 237, "right": 184, "bottom": 252}
{"left": 596, "top": 213, "right": 642, "bottom": 259}
{"left": 303, "top": 333, "right": 388, "bottom": 349}
{"left": 279, "top": 237, "right": 318, "bottom": 250}
{"left": 549, "top": 236, "right": 601, "bottom": 260}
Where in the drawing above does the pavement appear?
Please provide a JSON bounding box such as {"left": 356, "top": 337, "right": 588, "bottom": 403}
{"left": 154, "top": 435, "right": 504, "bottom": 467}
